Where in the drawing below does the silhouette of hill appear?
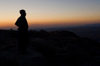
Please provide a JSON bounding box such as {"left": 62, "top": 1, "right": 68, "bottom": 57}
{"left": 41, "top": 24, "right": 100, "bottom": 42}
{"left": 0, "top": 29, "right": 100, "bottom": 66}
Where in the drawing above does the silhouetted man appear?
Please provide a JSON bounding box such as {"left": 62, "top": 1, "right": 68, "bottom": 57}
{"left": 15, "top": 9, "right": 28, "bottom": 54}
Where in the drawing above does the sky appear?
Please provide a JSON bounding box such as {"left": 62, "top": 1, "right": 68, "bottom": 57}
{"left": 0, "top": 0, "right": 100, "bottom": 29}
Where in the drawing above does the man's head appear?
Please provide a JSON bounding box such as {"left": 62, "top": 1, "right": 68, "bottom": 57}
{"left": 20, "top": 9, "right": 26, "bottom": 16}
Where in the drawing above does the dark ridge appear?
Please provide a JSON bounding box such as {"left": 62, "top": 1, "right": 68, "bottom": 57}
{"left": 0, "top": 30, "right": 99, "bottom": 66}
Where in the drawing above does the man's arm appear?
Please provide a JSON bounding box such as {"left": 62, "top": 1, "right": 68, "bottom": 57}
{"left": 15, "top": 18, "right": 20, "bottom": 27}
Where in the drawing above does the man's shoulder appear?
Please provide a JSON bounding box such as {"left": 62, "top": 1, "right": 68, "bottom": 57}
{"left": 17, "top": 16, "right": 24, "bottom": 21}
{"left": 18, "top": 16, "right": 22, "bottom": 19}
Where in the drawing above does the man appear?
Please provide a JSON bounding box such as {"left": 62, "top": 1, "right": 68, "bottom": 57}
{"left": 15, "top": 9, "right": 29, "bottom": 54}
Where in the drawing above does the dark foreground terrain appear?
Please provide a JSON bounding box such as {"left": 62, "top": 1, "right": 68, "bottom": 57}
{"left": 0, "top": 30, "right": 100, "bottom": 66}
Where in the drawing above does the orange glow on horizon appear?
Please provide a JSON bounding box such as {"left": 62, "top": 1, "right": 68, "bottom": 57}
{"left": 0, "top": 14, "right": 100, "bottom": 29}
{"left": 0, "top": 17, "right": 100, "bottom": 29}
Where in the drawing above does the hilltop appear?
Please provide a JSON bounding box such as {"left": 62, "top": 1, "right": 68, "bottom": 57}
{"left": 0, "top": 30, "right": 100, "bottom": 66}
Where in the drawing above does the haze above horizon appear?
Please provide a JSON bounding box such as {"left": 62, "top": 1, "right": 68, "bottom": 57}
{"left": 0, "top": 0, "right": 100, "bottom": 29}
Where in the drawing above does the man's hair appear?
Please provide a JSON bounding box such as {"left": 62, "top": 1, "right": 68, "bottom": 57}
{"left": 20, "top": 9, "right": 26, "bottom": 14}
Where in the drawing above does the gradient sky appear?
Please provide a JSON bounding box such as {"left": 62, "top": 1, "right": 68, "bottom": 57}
{"left": 0, "top": 0, "right": 100, "bottom": 29}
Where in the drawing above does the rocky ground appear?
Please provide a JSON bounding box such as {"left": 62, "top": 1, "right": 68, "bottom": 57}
{"left": 0, "top": 30, "right": 100, "bottom": 66}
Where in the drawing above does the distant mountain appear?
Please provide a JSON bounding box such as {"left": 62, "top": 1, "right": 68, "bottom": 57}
{"left": 39, "top": 24, "right": 100, "bottom": 42}
{"left": 67, "top": 24, "right": 100, "bottom": 42}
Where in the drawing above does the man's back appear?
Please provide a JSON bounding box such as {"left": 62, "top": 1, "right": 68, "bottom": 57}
{"left": 15, "top": 16, "right": 28, "bottom": 31}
